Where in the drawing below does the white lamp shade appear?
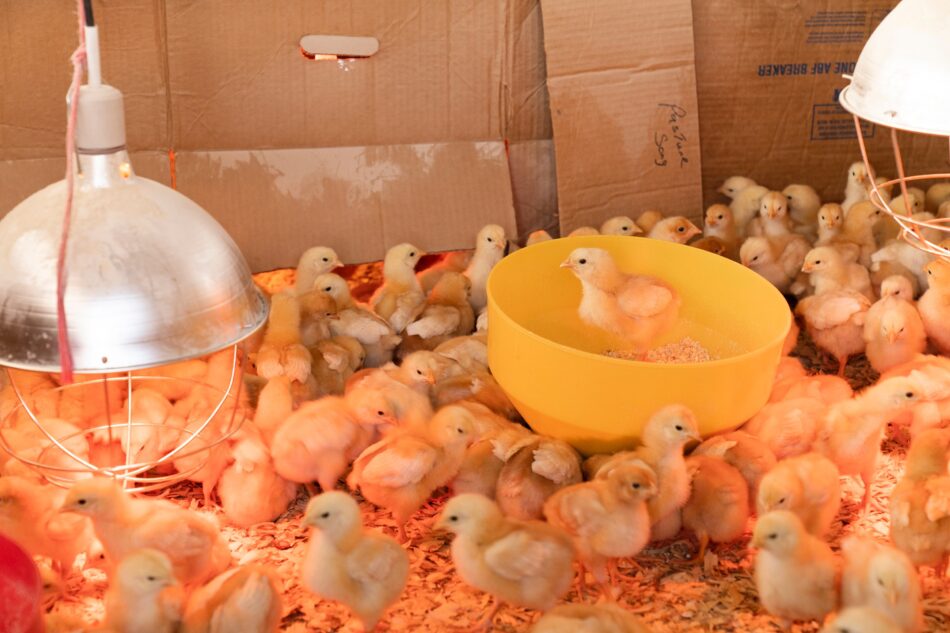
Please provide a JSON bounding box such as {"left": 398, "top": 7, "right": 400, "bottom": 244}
{"left": 839, "top": 0, "right": 950, "bottom": 136}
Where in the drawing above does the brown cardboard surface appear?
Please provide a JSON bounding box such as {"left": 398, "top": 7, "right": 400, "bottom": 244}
{"left": 172, "top": 142, "right": 517, "bottom": 271}
{"left": 509, "top": 140, "right": 558, "bottom": 239}
{"left": 505, "top": 0, "right": 552, "bottom": 143}
{"left": 0, "top": 0, "right": 168, "bottom": 160}
{"left": 540, "top": 0, "right": 703, "bottom": 233}
{"left": 693, "top": 0, "right": 950, "bottom": 207}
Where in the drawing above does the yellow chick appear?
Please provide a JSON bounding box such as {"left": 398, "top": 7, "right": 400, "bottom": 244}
{"left": 345, "top": 367, "right": 434, "bottom": 429}
{"left": 748, "top": 191, "right": 792, "bottom": 238}
{"left": 404, "top": 272, "right": 475, "bottom": 349}
{"left": 217, "top": 436, "right": 297, "bottom": 528}
{"left": 925, "top": 182, "right": 950, "bottom": 212}
{"left": 526, "top": 230, "right": 553, "bottom": 246}
{"left": 757, "top": 452, "right": 841, "bottom": 537}
{"left": 870, "top": 261, "right": 920, "bottom": 300}
{"left": 417, "top": 250, "right": 473, "bottom": 294}
{"left": 646, "top": 216, "right": 702, "bottom": 244}
{"left": 494, "top": 432, "right": 583, "bottom": 521}
{"left": 464, "top": 224, "right": 508, "bottom": 313}
{"left": 569, "top": 226, "right": 600, "bottom": 237}
{"left": 600, "top": 216, "right": 642, "bottom": 236}
{"left": 745, "top": 397, "right": 828, "bottom": 460}
{"left": 752, "top": 510, "right": 838, "bottom": 628}
{"left": 802, "top": 246, "right": 874, "bottom": 299}
{"left": 530, "top": 603, "right": 653, "bottom": 633}
{"left": 919, "top": 259, "right": 950, "bottom": 354}
{"left": 693, "top": 431, "right": 776, "bottom": 510}
{"left": 310, "top": 335, "right": 366, "bottom": 396}
{"left": 813, "top": 376, "right": 920, "bottom": 509}
{"left": 795, "top": 289, "right": 871, "bottom": 376}
{"left": 889, "top": 428, "right": 950, "bottom": 571}
{"left": 451, "top": 405, "right": 517, "bottom": 499}
{"left": 294, "top": 246, "right": 343, "bottom": 295}
{"left": 879, "top": 192, "right": 925, "bottom": 245}
{"left": 842, "top": 161, "right": 871, "bottom": 213}
{"left": 434, "top": 333, "right": 488, "bottom": 372}
{"left": 300, "top": 492, "right": 408, "bottom": 632}
{"left": 251, "top": 376, "right": 293, "bottom": 446}
{"left": 783, "top": 183, "right": 822, "bottom": 229}
{"left": 102, "top": 549, "right": 183, "bottom": 633}
{"left": 870, "top": 224, "right": 938, "bottom": 292}
{"left": 636, "top": 209, "right": 664, "bottom": 234}
{"left": 432, "top": 370, "right": 519, "bottom": 419}
{"left": 181, "top": 566, "right": 282, "bottom": 633}
{"left": 840, "top": 202, "right": 883, "bottom": 267}
{"left": 769, "top": 373, "right": 853, "bottom": 406}
{"left": 298, "top": 286, "right": 338, "bottom": 347}
{"left": 316, "top": 273, "right": 400, "bottom": 368}
{"left": 816, "top": 203, "right": 847, "bottom": 248}
{"left": 347, "top": 405, "right": 476, "bottom": 540}
{"left": 271, "top": 396, "right": 375, "bottom": 493}
{"left": 821, "top": 607, "right": 903, "bottom": 633}
{"left": 718, "top": 175, "right": 758, "bottom": 200}
{"left": 371, "top": 243, "right": 427, "bottom": 334}
{"left": 543, "top": 460, "right": 656, "bottom": 596}
{"left": 703, "top": 204, "right": 738, "bottom": 258}
{"left": 863, "top": 285, "right": 927, "bottom": 374}
{"left": 562, "top": 247, "right": 680, "bottom": 357}
{"left": 682, "top": 455, "right": 749, "bottom": 561}
{"left": 255, "top": 291, "right": 312, "bottom": 384}
{"left": 840, "top": 536, "right": 923, "bottom": 633}
{"left": 689, "top": 236, "right": 727, "bottom": 256}
{"left": 61, "top": 479, "right": 230, "bottom": 586}
{"left": 730, "top": 184, "right": 771, "bottom": 238}
{"left": 740, "top": 235, "right": 811, "bottom": 295}
{"left": 0, "top": 476, "right": 94, "bottom": 573}
{"left": 133, "top": 359, "right": 209, "bottom": 402}
{"left": 436, "top": 493, "right": 575, "bottom": 630}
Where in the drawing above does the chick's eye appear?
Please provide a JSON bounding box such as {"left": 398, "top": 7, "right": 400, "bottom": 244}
{"left": 677, "top": 226, "right": 685, "bottom": 232}
{"left": 416, "top": 369, "right": 423, "bottom": 375}
{"left": 78, "top": 499, "right": 87, "bottom": 506}
{"left": 322, "top": 257, "right": 329, "bottom": 262}
{"left": 321, "top": 511, "right": 330, "bottom": 519}
{"left": 752, "top": 255, "right": 759, "bottom": 262}
{"left": 147, "top": 575, "right": 157, "bottom": 582}
{"left": 324, "top": 286, "right": 332, "bottom": 292}
{"left": 768, "top": 533, "right": 777, "bottom": 540}
{"left": 674, "top": 425, "right": 683, "bottom": 431}
{"left": 814, "top": 260, "right": 821, "bottom": 265}
{"left": 877, "top": 578, "right": 885, "bottom": 586}
{"left": 409, "top": 251, "right": 416, "bottom": 257}
{"left": 717, "top": 215, "right": 723, "bottom": 220}
{"left": 456, "top": 427, "right": 464, "bottom": 434}
{"left": 377, "top": 410, "right": 385, "bottom": 416}
{"left": 449, "top": 515, "right": 458, "bottom": 522}
{"left": 578, "top": 258, "right": 587, "bottom": 265}
{"left": 487, "top": 237, "right": 493, "bottom": 242}
{"left": 905, "top": 392, "right": 914, "bottom": 398}
{"left": 632, "top": 482, "right": 641, "bottom": 489}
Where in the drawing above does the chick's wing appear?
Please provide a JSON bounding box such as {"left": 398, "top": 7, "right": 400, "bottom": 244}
{"left": 532, "top": 441, "right": 581, "bottom": 485}
{"left": 359, "top": 437, "right": 438, "bottom": 487}
{"left": 616, "top": 278, "right": 675, "bottom": 318}
{"left": 347, "top": 538, "right": 405, "bottom": 583}
{"left": 484, "top": 529, "right": 563, "bottom": 580}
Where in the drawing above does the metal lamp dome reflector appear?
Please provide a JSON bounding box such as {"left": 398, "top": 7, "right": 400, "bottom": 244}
{"left": 838, "top": 0, "right": 950, "bottom": 262}
{"left": 0, "top": 5, "right": 267, "bottom": 490}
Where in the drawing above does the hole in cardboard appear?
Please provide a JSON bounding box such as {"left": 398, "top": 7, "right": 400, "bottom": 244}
{"left": 299, "top": 35, "right": 379, "bottom": 61}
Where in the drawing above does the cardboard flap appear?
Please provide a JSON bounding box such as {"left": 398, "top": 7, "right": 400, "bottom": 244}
{"left": 540, "top": 0, "right": 703, "bottom": 232}
{"left": 173, "top": 142, "right": 517, "bottom": 271}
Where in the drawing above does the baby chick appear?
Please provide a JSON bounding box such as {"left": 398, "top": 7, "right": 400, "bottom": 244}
{"left": 646, "top": 216, "right": 702, "bottom": 244}
{"left": 181, "top": 566, "right": 282, "bottom": 633}
{"left": 294, "top": 246, "right": 343, "bottom": 295}
{"left": 889, "top": 428, "right": 950, "bottom": 571}
{"left": 870, "top": 261, "right": 920, "bottom": 301}
{"left": 300, "top": 492, "right": 409, "bottom": 632}
{"left": 703, "top": 204, "right": 738, "bottom": 258}
{"left": 802, "top": 246, "right": 874, "bottom": 299}
{"left": 813, "top": 376, "right": 920, "bottom": 509}
{"left": 744, "top": 397, "right": 828, "bottom": 460}
{"left": 795, "top": 289, "right": 871, "bottom": 376}
{"left": 841, "top": 536, "right": 923, "bottom": 633}
{"left": 404, "top": 272, "right": 475, "bottom": 348}
{"left": 690, "top": 236, "right": 727, "bottom": 256}
{"left": 600, "top": 216, "right": 642, "bottom": 236}
{"left": 271, "top": 396, "right": 375, "bottom": 493}
{"left": 465, "top": 224, "right": 507, "bottom": 313}
{"left": 316, "top": 273, "right": 400, "bottom": 367}
{"left": 840, "top": 202, "right": 883, "bottom": 267}
{"left": 434, "top": 333, "right": 488, "bottom": 372}
{"left": 526, "top": 230, "right": 553, "bottom": 246}
{"left": 217, "top": 435, "right": 297, "bottom": 528}
{"left": 693, "top": 431, "right": 776, "bottom": 510}
{"left": 530, "top": 603, "right": 652, "bottom": 633}
{"left": 871, "top": 228, "right": 937, "bottom": 292}
{"left": 432, "top": 370, "right": 518, "bottom": 419}
{"left": 348, "top": 405, "right": 475, "bottom": 541}
{"left": 371, "top": 243, "right": 426, "bottom": 334}
{"left": 769, "top": 373, "right": 853, "bottom": 407}
{"left": 816, "top": 203, "right": 847, "bottom": 248}
{"left": 919, "top": 259, "right": 950, "bottom": 354}
{"left": 417, "top": 251, "right": 472, "bottom": 294}
{"left": 863, "top": 283, "right": 927, "bottom": 373}
{"left": 255, "top": 291, "right": 312, "bottom": 384}
{"left": 543, "top": 460, "right": 656, "bottom": 596}
{"left": 740, "top": 235, "right": 810, "bottom": 295}
{"left": 682, "top": 455, "right": 749, "bottom": 561}
{"left": 345, "top": 366, "right": 434, "bottom": 428}
{"left": 569, "top": 226, "right": 600, "bottom": 237}
{"left": 494, "top": 432, "right": 583, "bottom": 521}
{"left": 636, "top": 209, "right": 664, "bottom": 234}
{"left": 757, "top": 452, "right": 841, "bottom": 538}
{"left": 783, "top": 184, "right": 822, "bottom": 230}
{"left": 842, "top": 161, "right": 871, "bottom": 213}
{"left": 752, "top": 510, "right": 838, "bottom": 628}
{"left": 436, "top": 493, "right": 575, "bottom": 630}
{"left": 730, "top": 184, "right": 771, "bottom": 237}
{"left": 0, "top": 476, "right": 93, "bottom": 573}
{"left": 61, "top": 479, "right": 231, "bottom": 586}
{"left": 562, "top": 247, "right": 680, "bottom": 357}
{"left": 925, "top": 182, "right": 950, "bottom": 212}
{"left": 103, "top": 549, "right": 184, "bottom": 633}
{"left": 821, "top": 607, "right": 902, "bottom": 633}
{"left": 718, "top": 175, "right": 758, "bottom": 200}
{"left": 749, "top": 191, "right": 792, "bottom": 238}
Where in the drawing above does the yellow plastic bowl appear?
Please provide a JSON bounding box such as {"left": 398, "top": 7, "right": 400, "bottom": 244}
{"left": 487, "top": 235, "right": 791, "bottom": 455}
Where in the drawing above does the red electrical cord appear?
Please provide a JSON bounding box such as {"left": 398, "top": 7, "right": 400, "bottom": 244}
{"left": 57, "top": 0, "right": 89, "bottom": 384}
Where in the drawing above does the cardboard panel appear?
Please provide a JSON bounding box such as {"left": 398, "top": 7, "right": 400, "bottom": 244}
{"left": 540, "top": 0, "right": 703, "bottom": 233}
{"left": 172, "top": 143, "right": 517, "bottom": 271}
{"left": 505, "top": 0, "right": 552, "bottom": 142}
{"left": 693, "top": 0, "right": 950, "bottom": 207}
{"left": 0, "top": 152, "right": 171, "bottom": 216}
{"left": 0, "top": 0, "right": 169, "bottom": 160}
{"left": 165, "top": 0, "right": 507, "bottom": 150}
{"left": 509, "top": 140, "right": 559, "bottom": 239}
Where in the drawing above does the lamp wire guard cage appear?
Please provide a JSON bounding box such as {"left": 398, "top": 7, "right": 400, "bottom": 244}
{"left": 851, "top": 116, "right": 950, "bottom": 263}
{"left": 0, "top": 345, "right": 248, "bottom": 492}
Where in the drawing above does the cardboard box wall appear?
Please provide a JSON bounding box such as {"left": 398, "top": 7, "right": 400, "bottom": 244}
{"left": 2, "top": 0, "right": 948, "bottom": 272}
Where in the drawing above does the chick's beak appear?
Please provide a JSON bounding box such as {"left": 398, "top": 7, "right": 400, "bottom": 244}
{"left": 332, "top": 260, "right": 344, "bottom": 270}
{"left": 559, "top": 259, "right": 574, "bottom": 269}
{"left": 425, "top": 372, "right": 437, "bottom": 385}
{"left": 688, "top": 431, "right": 703, "bottom": 443}
{"left": 886, "top": 588, "right": 899, "bottom": 606}
{"left": 433, "top": 514, "right": 450, "bottom": 532}
{"left": 886, "top": 330, "right": 899, "bottom": 343}
{"left": 802, "top": 262, "right": 814, "bottom": 273}
{"left": 749, "top": 533, "right": 763, "bottom": 549}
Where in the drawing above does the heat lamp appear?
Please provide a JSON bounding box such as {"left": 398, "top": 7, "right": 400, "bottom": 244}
{"left": 0, "top": 2, "right": 268, "bottom": 490}
{"left": 838, "top": 0, "right": 950, "bottom": 261}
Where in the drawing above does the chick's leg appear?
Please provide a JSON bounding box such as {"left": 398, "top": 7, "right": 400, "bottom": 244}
{"left": 689, "top": 532, "right": 710, "bottom": 564}
{"left": 473, "top": 598, "right": 501, "bottom": 632}
{"left": 836, "top": 356, "right": 848, "bottom": 377}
